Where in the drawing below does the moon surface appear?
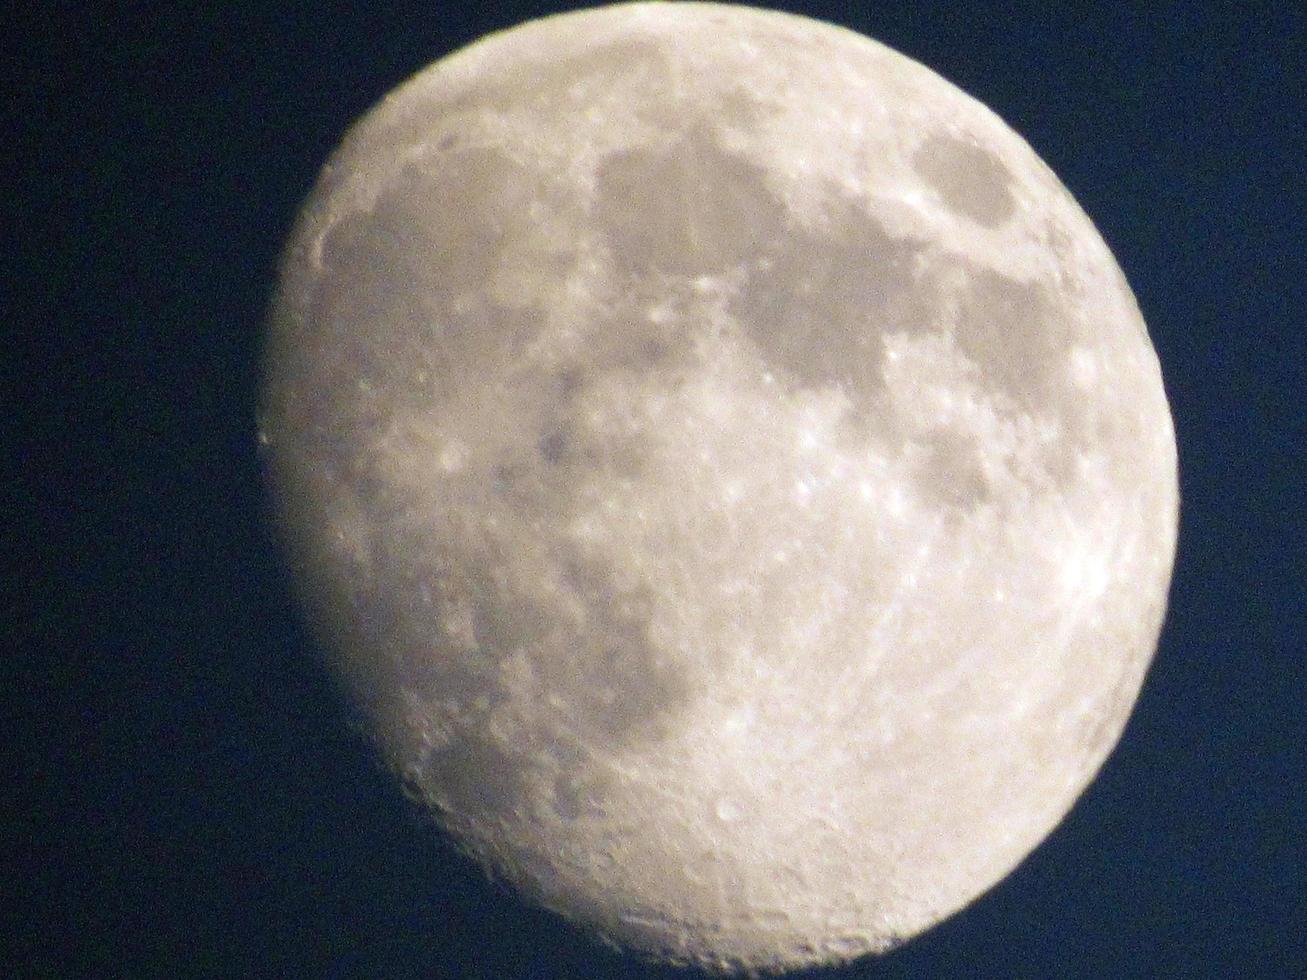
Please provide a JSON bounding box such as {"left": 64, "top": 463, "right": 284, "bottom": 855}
{"left": 260, "top": 3, "right": 1178, "bottom": 973}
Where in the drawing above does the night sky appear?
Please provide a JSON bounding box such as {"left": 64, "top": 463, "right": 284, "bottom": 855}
{"left": 15, "top": 2, "right": 1303, "bottom": 977}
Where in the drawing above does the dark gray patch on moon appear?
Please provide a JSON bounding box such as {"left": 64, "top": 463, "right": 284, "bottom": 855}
{"left": 714, "top": 85, "right": 780, "bottom": 132}
{"left": 595, "top": 128, "right": 783, "bottom": 277}
{"left": 730, "top": 187, "right": 930, "bottom": 415}
{"left": 953, "top": 268, "right": 1066, "bottom": 404}
{"left": 912, "top": 133, "right": 1017, "bottom": 227}
{"left": 724, "top": 180, "right": 1087, "bottom": 494}
{"left": 563, "top": 305, "right": 700, "bottom": 390}
{"left": 951, "top": 268, "right": 1086, "bottom": 485}
{"left": 913, "top": 427, "right": 993, "bottom": 509}
{"left": 370, "top": 535, "right": 694, "bottom": 829}
{"left": 556, "top": 554, "right": 690, "bottom": 743}
{"left": 293, "top": 135, "right": 708, "bottom": 831}
{"left": 537, "top": 429, "right": 569, "bottom": 465}
{"left": 311, "top": 147, "right": 563, "bottom": 409}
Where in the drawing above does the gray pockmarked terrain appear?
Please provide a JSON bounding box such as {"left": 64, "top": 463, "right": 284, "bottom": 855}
{"left": 261, "top": 3, "right": 1178, "bottom": 973}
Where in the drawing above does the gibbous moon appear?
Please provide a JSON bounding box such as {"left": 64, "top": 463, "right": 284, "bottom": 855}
{"left": 260, "top": 2, "right": 1178, "bottom": 973}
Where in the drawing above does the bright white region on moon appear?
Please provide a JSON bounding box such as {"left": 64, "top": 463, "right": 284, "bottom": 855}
{"left": 259, "top": 3, "right": 1179, "bottom": 974}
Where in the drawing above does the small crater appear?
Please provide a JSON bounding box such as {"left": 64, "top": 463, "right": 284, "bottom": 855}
{"left": 635, "top": 336, "right": 670, "bottom": 367}
{"left": 552, "top": 772, "right": 607, "bottom": 822}
{"left": 826, "top": 935, "right": 867, "bottom": 957}
{"left": 715, "top": 796, "right": 743, "bottom": 823}
{"left": 913, "top": 132, "right": 1017, "bottom": 227}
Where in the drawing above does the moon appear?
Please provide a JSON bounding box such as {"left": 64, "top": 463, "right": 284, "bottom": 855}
{"left": 259, "top": 2, "right": 1178, "bottom": 973}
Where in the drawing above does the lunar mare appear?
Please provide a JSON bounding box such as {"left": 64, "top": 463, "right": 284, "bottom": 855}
{"left": 260, "top": 3, "right": 1178, "bottom": 973}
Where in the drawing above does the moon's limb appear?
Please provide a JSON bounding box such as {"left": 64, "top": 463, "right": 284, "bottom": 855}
{"left": 260, "top": 3, "right": 1178, "bottom": 972}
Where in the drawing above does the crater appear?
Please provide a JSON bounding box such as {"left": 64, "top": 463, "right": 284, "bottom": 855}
{"left": 553, "top": 768, "right": 613, "bottom": 823}
{"left": 912, "top": 133, "right": 1016, "bottom": 227}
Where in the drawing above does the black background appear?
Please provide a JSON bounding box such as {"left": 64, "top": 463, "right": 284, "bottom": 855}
{"left": 14, "top": 2, "right": 1304, "bottom": 977}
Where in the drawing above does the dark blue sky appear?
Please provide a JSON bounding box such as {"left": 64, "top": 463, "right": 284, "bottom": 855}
{"left": 14, "top": 2, "right": 1303, "bottom": 977}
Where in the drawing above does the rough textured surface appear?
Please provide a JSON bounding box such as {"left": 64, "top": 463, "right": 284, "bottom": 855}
{"left": 259, "top": 3, "right": 1178, "bottom": 973}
